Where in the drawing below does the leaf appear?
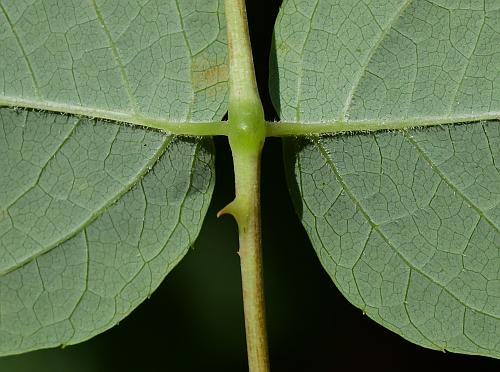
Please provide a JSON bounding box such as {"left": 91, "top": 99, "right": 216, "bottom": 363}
{"left": 272, "top": 0, "right": 500, "bottom": 358}
{"left": 271, "top": 0, "right": 499, "bottom": 123}
{"left": 0, "top": 0, "right": 227, "bottom": 355}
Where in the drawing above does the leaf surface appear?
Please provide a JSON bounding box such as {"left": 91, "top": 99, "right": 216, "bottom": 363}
{"left": 271, "top": 0, "right": 499, "bottom": 123}
{"left": 272, "top": 0, "right": 500, "bottom": 357}
{"left": 0, "top": 0, "right": 227, "bottom": 355}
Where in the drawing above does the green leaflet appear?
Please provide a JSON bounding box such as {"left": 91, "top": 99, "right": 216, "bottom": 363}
{"left": 271, "top": 0, "right": 500, "bottom": 123}
{"left": 0, "top": 0, "right": 228, "bottom": 121}
{"left": 0, "top": 0, "right": 226, "bottom": 355}
{"left": 0, "top": 111, "right": 215, "bottom": 354}
{"left": 273, "top": 0, "right": 500, "bottom": 358}
{"left": 285, "top": 124, "right": 500, "bottom": 357}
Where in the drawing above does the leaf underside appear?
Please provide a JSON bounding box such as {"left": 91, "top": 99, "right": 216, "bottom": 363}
{"left": 1, "top": 0, "right": 500, "bottom": 361}
{"left": 273, "top": 0, "right": 500, "bottom": 358}
{"left": 0, "top": 0, "right": 227, "bottom": 355}
{"left": 285, "top": 123, "right": 500, "bottom": 357}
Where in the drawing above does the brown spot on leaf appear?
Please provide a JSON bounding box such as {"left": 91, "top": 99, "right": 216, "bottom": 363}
{"left": 0, "top": 209, "right": 8, "bottom": 223}
{"left": 191, "top": 54, "right": 228, "bottom": 95}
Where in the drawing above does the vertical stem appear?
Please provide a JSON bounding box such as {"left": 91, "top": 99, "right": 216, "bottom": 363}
{"left": 220, "top": 0, "right": 269, "bottom": 371}
{"left": 224, "top": 0, "right": 260, "bottom": 105}
{"left": 231, "top": 149, "right": 269, "bottom": 372}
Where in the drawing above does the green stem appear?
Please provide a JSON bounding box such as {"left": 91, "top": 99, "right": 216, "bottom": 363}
{"left": 219, "top": 147, "right": 268, "bottom": 372}
{"left": 224, "top": 0, "right": 260, "bottom": 107}
{"left": 221, "top": 0, "right": 269, "bottom": 371}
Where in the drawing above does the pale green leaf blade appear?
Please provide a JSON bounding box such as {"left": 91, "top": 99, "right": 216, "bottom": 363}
{"left": 0, "top": 111, "right": 216, "bottom": 355}
{"left": 0, "top": 0, "right": 226, "bottom": 355}
{"left": 0, "top": 0, "right": 228, "bottom": 122}
{"left": 272, "top": 0, "right": 500, "bottom": 358}
{"left": 271, "top": 0, "right": 500, "bottom": 124}
{"left": 284, "top": 123, "right": 500, "bottom": 357}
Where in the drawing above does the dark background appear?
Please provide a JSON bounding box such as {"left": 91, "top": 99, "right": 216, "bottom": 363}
{"left": 1, "top": 1, "right": 498, "bottom": 371}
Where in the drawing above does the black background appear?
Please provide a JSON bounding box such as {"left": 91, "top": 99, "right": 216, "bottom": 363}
{"left": 1, "top": 1, "right": 498, "bottom": 371}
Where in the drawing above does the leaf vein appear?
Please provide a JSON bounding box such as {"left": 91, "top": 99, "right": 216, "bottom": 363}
{"left": 90, "top": 0, "right": 138, "bottom": 114}
{"left": 403, "top": 131, "right": 499, "bottom": 232}
{"left": 342, "top": 0, "right": 413, "bottom": 119}
{"left": 447, "top": 14, "right": 486, "bottom": 115}
{"left": 5, "top": 116, "right": 81, "bottom": 211}
{"left": 0, "top": 134, "right": 176, "bottom": 277}
{"left": 0, "top": 2, "right": 41, "bottom": 98}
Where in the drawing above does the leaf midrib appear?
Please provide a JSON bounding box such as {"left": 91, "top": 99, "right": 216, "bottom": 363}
{"left": 3, "top": 96, "right": 499, "bottom": 138}
{"left": 0, "top": 97, "right": 228, "bottom": 135}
